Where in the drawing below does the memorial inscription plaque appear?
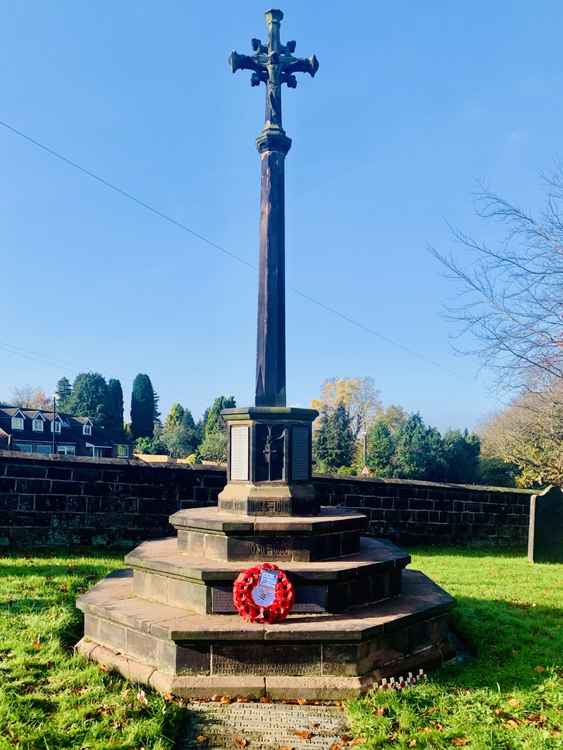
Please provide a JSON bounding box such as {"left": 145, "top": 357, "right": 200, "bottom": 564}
{"left": 291, "top": 425, "right": 310, "bottom": 481}
{"left": 230, "top": 425, "right": 249, "bottom": 481}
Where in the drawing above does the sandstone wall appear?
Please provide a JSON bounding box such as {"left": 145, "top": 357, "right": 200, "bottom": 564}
{"left": 0, "top": 451, "right": 532, "bottom": 548}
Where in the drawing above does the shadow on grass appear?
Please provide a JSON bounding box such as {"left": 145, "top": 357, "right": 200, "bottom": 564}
{"left": 438, "top": 594, "right": 563, "bottom": 690}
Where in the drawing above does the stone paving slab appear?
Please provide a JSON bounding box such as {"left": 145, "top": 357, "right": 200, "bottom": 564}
{"left": 179, "top": 701, "right": 350, "bottom": 750}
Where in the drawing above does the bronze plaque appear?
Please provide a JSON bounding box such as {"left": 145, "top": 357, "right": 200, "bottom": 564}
{"left": 291, "top": 425, "right": 309, "bottom": 480}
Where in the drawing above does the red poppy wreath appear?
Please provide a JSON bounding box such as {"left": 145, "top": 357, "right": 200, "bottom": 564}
{"left": 233, "top": 562, "right": 295, "bottom": 623}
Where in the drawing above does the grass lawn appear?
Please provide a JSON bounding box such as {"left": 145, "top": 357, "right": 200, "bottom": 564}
{"left": 0, "top": 547, "right": 561, "bottom": 749}
{"left": 349, "top": 549, "right": 563, "bottom": 749}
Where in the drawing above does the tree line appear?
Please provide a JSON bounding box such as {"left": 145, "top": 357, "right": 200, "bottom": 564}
{"left": 312, "top": 377, "right": 514, "bottom": 486}
{"left": 5, "top": 375, "right": 237, "bottom": 463}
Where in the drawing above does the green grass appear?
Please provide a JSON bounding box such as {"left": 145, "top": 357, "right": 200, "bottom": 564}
{"left": 0, "top": 548, "right": 561, "bottom": 749}
{"left": 0, "top": 549, "right": 184, "bottom": 750}
{"left": 348, "top": 549, "right": 563, "bottom": 749}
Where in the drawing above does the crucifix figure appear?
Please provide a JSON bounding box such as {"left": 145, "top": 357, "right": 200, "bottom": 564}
{"left": 230, "top": 9, "right": 318, "bottom": 407}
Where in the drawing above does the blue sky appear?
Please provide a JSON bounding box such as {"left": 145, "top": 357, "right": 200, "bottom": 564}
{"left": 1, "top": 1, "right": 561, "bottom": 430}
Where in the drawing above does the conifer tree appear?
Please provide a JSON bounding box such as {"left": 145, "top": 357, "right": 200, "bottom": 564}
{"left": 198, "top": 395, "right": 236, "bottom": 461}
{"left": 131, "top": 374, "right": 158, "bottom": 439}
{"left": 366, "top": 420, "right": 395, "bottom": 476}
{"left": 67, "top": 373, "right": 109, "bottom": 424}
{"left": 106, "top": 379, "right": 124, "bottom": 440}
{"left": 55, "top": 377, "right": 72, "bottom": 411}
{"left": 313, "top": 402, "right": 355, "bottom": 471}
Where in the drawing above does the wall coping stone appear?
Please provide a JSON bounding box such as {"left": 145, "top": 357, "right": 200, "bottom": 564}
{"left": 0, "top": 449, "right": 535, "bottom": 494}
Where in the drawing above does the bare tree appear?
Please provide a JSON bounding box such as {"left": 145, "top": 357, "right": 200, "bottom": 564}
{"left": 11, "top": 386, "right": 52, "bottom": 410}
{"left": 431, "top": 169, "right": 563, "bottom": 398}
{"left": 479, "top": 381, "right": 563, "bottom": 486}
{"left": 311, "top": 377, "right": 383, "bottom": 440}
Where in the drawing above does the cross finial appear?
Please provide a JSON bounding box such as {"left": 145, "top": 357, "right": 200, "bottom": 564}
{"left": 229, "top": 9, "right": 319, "bottom": 133}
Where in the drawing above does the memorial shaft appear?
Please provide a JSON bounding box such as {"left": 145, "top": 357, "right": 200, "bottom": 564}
{"left": 229, "top": 8, "right": 318, "bottom": 406}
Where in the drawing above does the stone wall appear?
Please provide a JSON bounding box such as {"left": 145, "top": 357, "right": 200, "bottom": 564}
{"left": 0, "top": 450, "right": 532, "bottom": 548}
{"left": 0, "top": 451, "right": 223, "bottom": 547}
{"left": 314, "top": 475, "right": 532, "bottom": 546}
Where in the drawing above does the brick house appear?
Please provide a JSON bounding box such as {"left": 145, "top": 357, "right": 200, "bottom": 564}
{"left": 0, "top": 406, "right": 131, "bottom": 458}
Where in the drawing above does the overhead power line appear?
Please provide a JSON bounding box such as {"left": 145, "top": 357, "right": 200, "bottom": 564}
{"left": 0, "top": 118, "right": 465, "bottom": 381}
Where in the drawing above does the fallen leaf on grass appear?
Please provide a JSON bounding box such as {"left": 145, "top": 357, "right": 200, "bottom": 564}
{"left": 534, "top": 665, "right": 546, "bottom": 673}
{"left": 234, "top": 736, "right": 249, "bottom": 748}
{"left": 348, "top": 740, "right": 366, "bottom": 747}
{"left": 526, "top": 713, "right": 547, "bottom": 727}
{"left": 408, "top": 740, "right": 417, "bottom": 748}
{"left": 195, "top": 736, "right": 208, "bottom": 745}
{"left": 508, "top": 698, "right": 521, "bottom": 708}
{"left": 329, "top": 743, "right": 343, "bottom": 750}
{"left": 294, "top": 730, "right": 313, "bottom": 740}
{"left": 451, "top": 739, "right": 469, "bottom": 747}
{"left": 505, "top": 719, "right": 520, "bottom": 729}
{"left": 32, "top": 638, "right": 41, "bottom": 650}
{"left": 375, "top": 707, "right": 387, "bottom": 716}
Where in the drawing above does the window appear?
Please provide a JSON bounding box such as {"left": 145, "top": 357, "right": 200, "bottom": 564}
{"left": 32, "top": 418, "right": 44, "bottom": 432}
{"left": 14, "top": 442, "right": 33, "bottom": 453}
{"left": 11, "top": 416, "right": 24, "bottom": 431}
{"left": 52, "top": 420, "right": 62, "bottom": 434}
{"left": 56, "top": 445, "right": 75, "bottom": 456}
{"left": 34, "top": 444, "right": 50, "bottom": 454}
{"left": 116, "top": 444, "right": 129, "bottom": 458}
{"left": 83, "top": 424, "right": 92, "bottom": 436}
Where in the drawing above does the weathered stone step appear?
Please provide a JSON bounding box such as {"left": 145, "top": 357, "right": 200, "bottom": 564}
{"left": 178, "top": 701, "right": 350, "bottom": 750}
{"left": 125, "top": 535, "right": 410, "bottom": 615}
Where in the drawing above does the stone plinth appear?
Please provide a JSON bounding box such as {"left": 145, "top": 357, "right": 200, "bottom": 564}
{"left": 170, "top": 506, "right": 367, "bottom": 562}
{"left": 76, "top": 566, "right": 454, "bottom": 700}
{"left": 219, "top": 407, "right": 318, "bottom": 516}
{"left": 125, "top": 536, "right": 410, "bottom": 614}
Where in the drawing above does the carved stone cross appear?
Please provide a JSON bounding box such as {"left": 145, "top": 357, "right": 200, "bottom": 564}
{"left": 230, "top": 9, "right": 318, "bottom": 407}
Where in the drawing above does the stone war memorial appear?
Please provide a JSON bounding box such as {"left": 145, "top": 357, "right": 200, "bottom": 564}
{"left": 76, "top": 9, "right": 456, "bottom": 700}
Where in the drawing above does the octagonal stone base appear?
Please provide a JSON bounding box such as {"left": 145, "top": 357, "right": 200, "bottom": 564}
{"left": 170, "top": 506, "right": 368, "bottom": 562}
{"left": 76, "top": 567, "right": 455, "bottom": 700}
{"left": 125, "top": 536, "right": 410, "bottom": 614}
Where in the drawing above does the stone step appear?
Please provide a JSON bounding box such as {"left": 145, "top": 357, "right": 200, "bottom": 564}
{"left": 170, "top": 506, "right": 369, "bottom": 562}
{"left": 179, "top": 702, "right": 350, "bottom": 750}
{"left": 75, "top": 567, "right": 455, "bottom": 700}
{"left": 125, "top": 535, "right": 410, "bottom": 615}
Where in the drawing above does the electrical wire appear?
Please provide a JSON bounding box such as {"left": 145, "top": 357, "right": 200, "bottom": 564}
{"left": 0, "top": 118, "right": 466, "bottom": 381}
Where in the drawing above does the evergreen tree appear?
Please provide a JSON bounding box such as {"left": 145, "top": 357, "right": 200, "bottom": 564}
{"left": 198, "top": 395, "right": 236, "bottom": 462}
{"left": 313, "top": 402, "right": 354, "bottom": 471}
{"left": 366, "top": 420, "right": 395, "bottom": 476}
{"left": 105, "top": 379, "right": 124, "bottom": 440}
{"left": 55, "top": 377, "right": 72, "bottom": 411}
{"left": 67, "top": 373, "right": 109, "bottom": 424}
{"left": 331, "top": 402, "right": 355, "bottom": 469}
{"left": 130, "top": 374, "right": 158, "bottom": 439}
{"left": 164, "top": 403, "right": 184, "bottom": 430}
{"left": 158, "top": 403, "right": 200, "bottom": 458}
{"left": 313, "top": 407, "right": 331, "bottom": 471}
{"left": 203, "top": 396, "right": 236, "bottom": 437}
{"left": 392, "top": 413, "right": 447, "bottom": 481}
{"left": 443, "top": 429, "right": 481, "bottom": 483}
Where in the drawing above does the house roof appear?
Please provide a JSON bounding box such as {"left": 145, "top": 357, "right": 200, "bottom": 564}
{"left": 0, "top": 406, "right": 111, "bottom": 449}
